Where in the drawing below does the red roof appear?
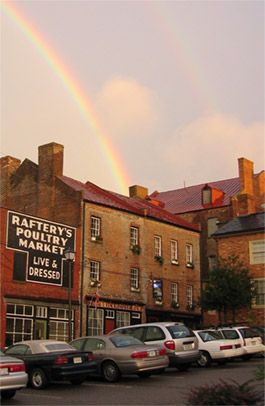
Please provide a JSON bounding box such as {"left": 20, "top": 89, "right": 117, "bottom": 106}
{"left": 61, "top": 176, "right": 199, "bottom": 232}
{"left": 150, "top": 177, "right": 241, "bottom": 214}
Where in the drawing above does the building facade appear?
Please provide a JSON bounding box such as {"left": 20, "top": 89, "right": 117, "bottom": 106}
{"left": 0, "top": 142, "right": 201, "bottom": 347}
{"left": 150, "top": 158, "right": 265, "bottom": 325}
{"left": 212, "top": 212, "right": 265, "bottom": 325}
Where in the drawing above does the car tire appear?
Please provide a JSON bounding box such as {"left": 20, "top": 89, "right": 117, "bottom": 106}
{"left": 177, "top": 363, "right": 191, "bottom": 371}
{"left": 70, "top": 377, "right": 86, "bottom": 385}
{"left": 197, "top": 351, "right": 212, "bottom": 367}
{"left": 29, "top": 368, "right": 48, "bottom": 389}
{"left": 102, "top": 361, "right": 121, "bottom": 383}
{"left": 1, "top": 390, "right": 16, "bottom": 399}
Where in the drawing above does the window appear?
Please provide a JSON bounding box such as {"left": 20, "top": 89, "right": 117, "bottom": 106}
{"left": 202, "top": 186, "right": 211, "bottom": 205}
{"left": 105, "top": 310, "right": 115, "bottom": 319}
{"left": 145, "top": 326, "right": 165, "bottom": 341}
{"left": 186, "top": 244, "right": 193, "bottom": 267}
{"left": 249, "top": 240, "right": 265, "bottom": 264}
{"left": 49, "top": 321, "right": 70, "bottom": 341}
{"left": 154, "top": 235, "right": 162, "bottom": 257}
{"left": 253, "top": 279, "right": 265, "bottom": 305}
{"left": 170, "top": 282, "right": 178, "bottom": 304}
{"left": 170, "top": 240, "right": 178, "bottom": 263}
{"left": 130, "top": 268, "right": 139, "bottom": 290}
{"left": 91, "top": 216, "right": 101, "bottom": 239}
{"left": 36, "top": 306, "right": 48, "bottom": 318}
{"left": 130, "top": 226, "right": 139, "bottom": 247}
{"left": 186, "top": 285, "right": 193, "bottom": 306}
{"left": 6, "top": 317, "right": 33, "bottom": 345}
{"left": 207, "top": 218, "right": 218, "bottom": 237}
{"left": 87, "top": 308, "right": 104, "bottom": 335}
{"left": 208, "top": 256, "right": 217, "bottom": 270}
{"left": 90, "top": 260, "right": 100, "bottom": 281}
{"left": 116, "top": 311, "right": 130, "bottom": 328}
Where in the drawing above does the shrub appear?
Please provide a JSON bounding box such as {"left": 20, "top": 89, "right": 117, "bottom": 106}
{"left": 186, "top": 379, "right": 263, "bottom": 405}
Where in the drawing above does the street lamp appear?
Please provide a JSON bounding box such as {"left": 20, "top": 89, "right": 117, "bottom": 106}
{"left": 64, "top": 247, "right": 75, "bottom": 342}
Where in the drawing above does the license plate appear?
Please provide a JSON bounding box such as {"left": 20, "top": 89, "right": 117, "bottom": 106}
{"left": 183, "top": 344, "right": 193, "bottom": 350}
{"left": 0, "top": 368, "right": 9, "bottom": 375}
{"left": 148, "top": 350, "right": 156, "bottom": 357}
{"left": 73, "top": 357, "right": 82, "bottom": 364}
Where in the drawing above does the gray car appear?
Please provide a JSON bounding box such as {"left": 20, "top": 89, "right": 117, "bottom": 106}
{"left": 0, "top": 350, "right": 28, "bottom": 399}
{"left": 109, "top": 322, "right": 199, "bottom": 370}
{"left": 70, "top": 334, "right": 169, "bottom": 382}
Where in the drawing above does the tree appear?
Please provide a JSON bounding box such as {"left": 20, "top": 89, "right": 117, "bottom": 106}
{"left": 200, "top": 255, "right": 256, "bottom": 324}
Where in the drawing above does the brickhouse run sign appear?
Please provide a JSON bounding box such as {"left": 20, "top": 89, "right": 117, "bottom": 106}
{"left": 6, "top": 211, "right": 76, "bottom": 286}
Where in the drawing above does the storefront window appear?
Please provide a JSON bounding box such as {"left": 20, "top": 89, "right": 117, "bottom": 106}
{"left": 87, "top": 308, "right": 104, "bottom": 335}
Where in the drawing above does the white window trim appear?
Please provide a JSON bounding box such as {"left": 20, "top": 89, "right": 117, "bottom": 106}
{"left": 249, "top": 240, "right": 265, "bottom": 264}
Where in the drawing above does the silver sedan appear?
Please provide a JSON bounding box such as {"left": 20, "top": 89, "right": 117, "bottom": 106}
{"left": 71, "top": 335, "right": 169, "bottom": 382}
{"left": 0, "top": 350, "right": 28, "bottom": 399}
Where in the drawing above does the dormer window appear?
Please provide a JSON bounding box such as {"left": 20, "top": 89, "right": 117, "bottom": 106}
{"left": 202, "top": 185, "right": 212, "bottom": 205}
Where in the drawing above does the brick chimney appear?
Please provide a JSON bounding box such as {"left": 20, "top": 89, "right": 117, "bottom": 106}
{"left": 38, "top": 142, "right": 64, "bottom": 185}
{"left": 129, "top": 185, "right": 148, "bottom": 199}
{"left": 236, "top": 157, "right": 255, "bottom": 215}
{"left": 0, "top": 156, "right": 21, "bottom": 205}
{"left": 238, "top": 157, "right": 254, "bottom": 195}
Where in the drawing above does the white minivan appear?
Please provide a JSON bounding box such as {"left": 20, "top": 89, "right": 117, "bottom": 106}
{"left": 109, "top": 322, "right": 199, "bottom": 371}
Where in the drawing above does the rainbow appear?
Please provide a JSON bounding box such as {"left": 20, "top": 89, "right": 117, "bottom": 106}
{"left": 2, "top": 0, "right": 130, "bottom": 195}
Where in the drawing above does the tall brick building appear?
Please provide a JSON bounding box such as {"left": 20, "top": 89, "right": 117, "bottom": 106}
{"left": 0, "top": 142, "right": 201, "bottom": 347}
{"left": 150, "top": 158, "right": 265, "bottom": 325}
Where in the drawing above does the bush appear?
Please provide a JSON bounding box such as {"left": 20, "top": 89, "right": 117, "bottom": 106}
{"left": 186, "top": 379, "right": 263, "bottom": 405}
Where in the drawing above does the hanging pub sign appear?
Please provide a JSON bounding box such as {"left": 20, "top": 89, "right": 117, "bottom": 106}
{"left": 6, "top": 211, "right": 76, "bottom": 286}
{"left": 152, "top": 279, "right": 163, "bottom": 303}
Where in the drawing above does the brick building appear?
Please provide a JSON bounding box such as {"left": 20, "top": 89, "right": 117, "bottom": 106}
{"left": 149, "top": 158, "right": 265, "bottom": 325}
{"left": 0, "top": 142, "right": 201, "bottom": 347}
{"left": 212, "top": 212, "right": 265, "bottom": 325}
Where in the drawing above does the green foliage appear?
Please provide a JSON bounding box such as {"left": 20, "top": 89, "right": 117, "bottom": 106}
{"left": 186, "top": 379, "right": 263, "bottom": 405}
{"left": 200, "top": 255, "right": 255, "bottom": 322}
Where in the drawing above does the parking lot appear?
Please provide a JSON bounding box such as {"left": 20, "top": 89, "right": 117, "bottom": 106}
{"left": 2, "top": 357, "right": 264, "bottom": 406}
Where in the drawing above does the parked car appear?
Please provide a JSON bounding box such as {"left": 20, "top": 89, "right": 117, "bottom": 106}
{"left": 4, "top": 340, "right": 96, "bottom": 389}
{"left": 193, "top": 330, "right": 243, "bottom": 367}
{"left": 70, "top": 334, "right": 169, "bottom": 382}
{"left": 0, "top": 350, "right": 28, "bottom": 399}
{"left": 217, "top": 326, "right": 265, "bottom": 359}
{"left": 109, "top": 322, "right": 199, "bottom": 371}
{"left": 251, "top": 326, "right": 265, "bottom": 345}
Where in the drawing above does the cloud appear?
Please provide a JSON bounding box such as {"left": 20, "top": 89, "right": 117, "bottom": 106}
{"left": 163, "top": 112, "right": 265, "bottom": 188}
{"left": 95, "top": 77, "right": 161, "bottom": 138}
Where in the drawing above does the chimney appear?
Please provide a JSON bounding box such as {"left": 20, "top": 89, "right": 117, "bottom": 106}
{"left": 38, "top": 142, "right": 64, "bottom": 184}
{"left": 236, "top": 157, "right": 255, "bottom": 215}
{"left": 129, "top": 185, "right": 148, "bottom": 199}
{"left": 0, "top": 156, "right": 21, "bottom": 205}
{"left": 238, "top": 157, "right": 254, "bottom": 195}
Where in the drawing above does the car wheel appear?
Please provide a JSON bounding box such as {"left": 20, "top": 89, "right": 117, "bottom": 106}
{"left": 177, "top": 363, "right": 191, "bottom": 371}
{"left": 1, "top": 390, "right": 16, "bottom": 399}
{"left": 30, "top": 368, "right": 48, "bottom": 389}
{"left": 197, "top": 351, "right": 212, "bottom": 367}
{"left": 70, "top": 377, "right": 86, "bottom": 385}
{"left": 102, "top": 361, "right": 121, "bottom": 383}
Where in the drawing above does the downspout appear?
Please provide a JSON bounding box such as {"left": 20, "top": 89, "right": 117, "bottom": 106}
{"left": 80, "top": 199, "right": 86, "bottom": 336}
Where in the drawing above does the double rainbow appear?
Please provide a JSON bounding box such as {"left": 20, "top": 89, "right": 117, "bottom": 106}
{"left": 2, "top": 0, "right": 130, "bottom": 195}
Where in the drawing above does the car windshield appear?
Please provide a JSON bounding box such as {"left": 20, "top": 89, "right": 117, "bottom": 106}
{"left": 221, "top": 330, "right": 240, "bottom": 339}
{"left": 167, "top": 325, "right": 194, "bottom": 339}
{"left": 110, "top": 336, "right": 143, "bottom": 348}
{"left": 198, "top": 331, "right": 221, "bottom": 342}
{"left": 44, "top": 343, "right": 75, "bottom": 351}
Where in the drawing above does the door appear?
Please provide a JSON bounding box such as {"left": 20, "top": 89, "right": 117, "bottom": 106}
{"left": 35, "top": 320, "right": 47, "bottom": 339}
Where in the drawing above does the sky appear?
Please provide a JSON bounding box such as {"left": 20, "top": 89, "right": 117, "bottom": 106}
{"left": 1, "top": 0, "right": 264, "bottom": 196}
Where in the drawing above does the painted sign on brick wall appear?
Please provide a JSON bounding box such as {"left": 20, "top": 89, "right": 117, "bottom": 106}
{"left": 6, "top": 211, "right": 76, "bottom": 286}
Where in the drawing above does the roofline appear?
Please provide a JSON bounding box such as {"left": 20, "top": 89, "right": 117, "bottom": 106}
{"left": 83, "top": 198, "right": 200, "bottom": 233}
{"left": 214, "top": 228, "right": 265, "bottom": 238}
